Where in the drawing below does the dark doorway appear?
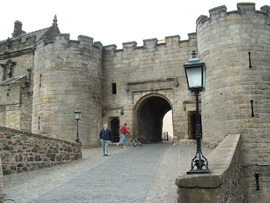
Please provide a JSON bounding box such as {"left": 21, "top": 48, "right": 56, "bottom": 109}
{"left": 188, "top": 111, "right": 202, "bottom": 140}
{"left": 137, "top": 96, "right": 172, "bottom": 143}
{"left": 110, "top": 118, "right": 120, "bottom": 142}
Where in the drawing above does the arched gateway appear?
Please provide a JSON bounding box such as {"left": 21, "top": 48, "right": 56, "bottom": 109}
{"left": 134, "top": 94, "right": 173, "bottom": 143}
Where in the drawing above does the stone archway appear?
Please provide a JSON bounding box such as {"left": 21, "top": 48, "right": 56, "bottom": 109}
{"left": 135, "top": 94, "right": 172, "bottom": 143}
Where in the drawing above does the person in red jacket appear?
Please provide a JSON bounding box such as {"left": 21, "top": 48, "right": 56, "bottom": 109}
{"left": 117, "top": 123, "right": 131, "bottom": 148}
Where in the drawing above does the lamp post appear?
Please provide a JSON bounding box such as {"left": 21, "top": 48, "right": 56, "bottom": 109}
{"left": 74, "top": 108, "right": 81, "bottom": 143}
{"left": 183, "top": 51, "right": 210, "bottom": 174}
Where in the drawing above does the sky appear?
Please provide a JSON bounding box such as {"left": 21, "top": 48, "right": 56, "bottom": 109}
{"left": 0, "top": 0, "right": 269, "bottom": 47}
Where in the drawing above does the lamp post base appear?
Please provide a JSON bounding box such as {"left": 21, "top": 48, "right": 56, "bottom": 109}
{"left": 187, "top": 169, "right": 210, "bottom": 175}
{"left": 75, "top": 138, "right": 80, "bottom": 144}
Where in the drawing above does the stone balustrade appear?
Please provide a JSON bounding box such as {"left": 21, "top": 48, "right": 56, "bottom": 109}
{"left": 175, "top": 134, "right": 245, "bottom": 202}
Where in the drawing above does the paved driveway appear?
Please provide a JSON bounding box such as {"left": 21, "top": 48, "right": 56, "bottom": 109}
{"left": 3, "top": 142, "right": 212, "bottom": 203}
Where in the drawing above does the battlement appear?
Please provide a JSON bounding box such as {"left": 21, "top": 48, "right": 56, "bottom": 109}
{"left": 197, "top": 2, "right": 270, "bottom": 27}
{"left": 104, "top": 33, "right": 196, "bottom": 53}
{"left": 0, "top": 36, "right": 36, "bottom": 56}
{"left": 37, "top": 33, "right": 103, "bottom": 52}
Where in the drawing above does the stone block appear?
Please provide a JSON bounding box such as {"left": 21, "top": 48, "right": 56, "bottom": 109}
{"left": 123, "top": 41, "right": 137, "bottom": 51}
{"left": 56, "top": 155, "right": 62, "bottom": 162}
{"left": 3, "top": 170, "right": 12, "bottom": 175}
{"left": 143, "top": 38, "right": 158, "bottom": 49}
{"left": 50, "top": 154, "right": 55, "bottom": 161}
{"left": 209, "top": 5, "right": 227, "bottom": 20}
{"left": 237, "top": 3, "right": 256, "bottom": 15}
{"left": 15, "top": 154, "right": 23, "bottom": 162}
{"left": 5, "top": 145, "right": 14, "bottom": 150}
{"left": 35, "top": 155, "right": 42, "bottom": 161}
{"left": 65, "top": 154, "right": 70, "bottom": 160}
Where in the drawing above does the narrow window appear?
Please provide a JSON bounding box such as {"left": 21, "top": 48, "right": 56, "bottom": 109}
{"left": 248, "top": 52, "right": 252, "bottom": 69}
{"left": 38, "top": 116, "right": 40, "bottom": 130}
{"left": 112, "top": 83, "right": 117, "bottom": 94}
{"left": 250, "top": 100, "right": 254, "bottom": 118}
{"left": 255, "top": 173, "right": 260, "bottom": 191}
{"left": 39, "top": 74, "right": 42, "bottom": 87}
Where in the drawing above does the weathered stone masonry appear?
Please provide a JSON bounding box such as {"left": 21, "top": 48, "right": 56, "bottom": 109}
{"left": 32, "top": 34, "right": 103, "bottom": 146}
{"left": 176, "top": 134, "right": 245, "bottom": 203}
{"left": 0, "top": 2, "right": 270, "bottom": 202}
{"left": 0, "top": 126, "right": 82, "bottom": 175}
{"left": 102, "top": 34, "right": 197, "bottom": 143}
{"left": 197, "top": 4, "right": 270, "bottom": 202}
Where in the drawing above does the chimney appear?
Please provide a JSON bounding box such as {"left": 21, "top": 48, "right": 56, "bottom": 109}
{"left": 12, "top": 20, "right": 23, "bottom": 38}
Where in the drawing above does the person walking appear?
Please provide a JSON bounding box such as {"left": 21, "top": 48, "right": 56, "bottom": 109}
{"left": 99, "top": 124, "right": 112, "bottom": 156}
{"left": 117, "top": 123, "right": 131, "bottom": 148}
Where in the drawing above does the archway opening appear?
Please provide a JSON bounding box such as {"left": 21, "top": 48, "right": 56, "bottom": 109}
{"left": 162, "top": 110, "right": 173, "bottom": 141}
{"left": 137, "top": 96, "right": 172, "bottom": 143}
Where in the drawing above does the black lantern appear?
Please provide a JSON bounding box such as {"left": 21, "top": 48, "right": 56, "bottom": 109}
{"left": 184, "top": 50, "right": 206, "bottom": 92}
{"left": 184, "top": 51, "right": 210, "bottom": 174}
{"left": 74, "top": 108, "right": 81, "bottom": 143}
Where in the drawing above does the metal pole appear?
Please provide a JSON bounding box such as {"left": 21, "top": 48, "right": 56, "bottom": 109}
{"left": 195, "top": 90, "right": 202, "bottom": 165}
{"left": 76, "top": 119, "right": 80, "bottom": 143}
{"left": 187, "top": 90, "right": 210, "bottom": 174}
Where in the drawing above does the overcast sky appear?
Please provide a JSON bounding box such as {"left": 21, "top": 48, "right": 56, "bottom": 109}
{"left": 1, "top": 0, "right": 269, "bottom": 47}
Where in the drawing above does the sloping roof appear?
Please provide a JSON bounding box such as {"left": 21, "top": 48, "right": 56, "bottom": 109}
{"left": 0, "top": 16, "right": 60, "bottom": 44}
{"left": 0, "top": 75, "right": 26, "bottom": 86}
{"left": 18, "top": 27, "right": 51, "bottom": 42}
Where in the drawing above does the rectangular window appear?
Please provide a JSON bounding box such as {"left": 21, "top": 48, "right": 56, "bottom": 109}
{"left": 112, "top": 83, "right": 117, "bottom": 94}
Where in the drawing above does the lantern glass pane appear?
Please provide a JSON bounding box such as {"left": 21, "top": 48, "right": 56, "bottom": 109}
{"left": 186, "top": 67, "right": 202, "bottom": 88}
{"left": 74, "top": 109, "right": 81, "bottom": 120}
{"left": 74, "top": 113, "right": 80, "bottom": 120}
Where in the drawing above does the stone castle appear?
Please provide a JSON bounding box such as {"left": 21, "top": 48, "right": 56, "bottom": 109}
{"left": 0, "top": 2, "right": 270, "bottom": 201}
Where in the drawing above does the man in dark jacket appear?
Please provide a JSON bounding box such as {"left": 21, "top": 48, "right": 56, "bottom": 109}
{"left": 99, "top": 124, "right": 112, "bottom": 156}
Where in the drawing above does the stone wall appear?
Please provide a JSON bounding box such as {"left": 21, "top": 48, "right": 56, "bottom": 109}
{"left": 0, "top": 126, "right": 82, "bottom": 175}
{"left": 0, "top": 77, "right": 32, "bottom": 132}
{"left": 0, "top": 157, "right": 6, "bottom": 202}
{"left": 176, "top": 134, "right": 245, "bottom": 203}
{"left": 102, "top": 34, "right": 198, "bottom": 142}
{"left": 197, "top": 3, "right": 270, "bottom": 201}
{"left": 0, "top": 54, "right": 34, "bottom": 81}
{"left": 0, "top": 46, "right": 34, "bottom": 133}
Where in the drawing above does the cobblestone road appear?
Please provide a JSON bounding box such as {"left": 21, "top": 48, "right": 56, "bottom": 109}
{"left": 3, "top": 142, "right": 212, "bottom": 203}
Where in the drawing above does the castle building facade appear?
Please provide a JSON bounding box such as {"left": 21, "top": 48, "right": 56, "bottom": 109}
{"left": 0, "top": 3, "right": 270, "bottom": 201}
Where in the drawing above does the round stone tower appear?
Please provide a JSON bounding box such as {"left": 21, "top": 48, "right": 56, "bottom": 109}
{"left": 197, "top": 3, "right": 270, "bottom": 201}
{"left": 32, "top": 34, "right": 103, "bottom": 146}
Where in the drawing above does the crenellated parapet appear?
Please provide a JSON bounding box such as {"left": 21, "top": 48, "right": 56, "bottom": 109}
{"left": 104, "top": 33, "right": 196, "bottom": 54}
{"left": 197, "top": 3, "right": 270, "bottom": 29}
{"left": 37, "top": 33, "right": 103, "bottom": 55}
